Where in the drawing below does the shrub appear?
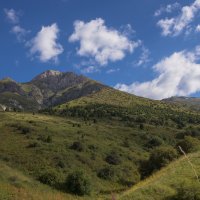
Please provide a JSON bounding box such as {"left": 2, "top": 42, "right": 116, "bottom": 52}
{"left": 70, "top": 141, "right": 84, "bottom": 152}
{"left": 149, "top": 146, "right": 178, "bottom": 170}
{"left": 146, "top": 136, "right": 164, "bottom": 148}
{"left": 169, "top": 183, "right": 200, "bottom": 200}
{"left": 38, "top": 170, "right": 59, "bottom": 187}
{"left": 13, "top": 124, "right": 31, "bottom": 134}
{"left": 97, "top": 166, "right": 116, "bottom": 180}
{"left": 105, "top": 151, "right": 121, "bottom": 165}
{"left": 46, "top": 135, "right": 52, "bottom": 143}
{"left": 57, "top": 160, "right": 65, "bottom": 168}
{"left": 141, "top": 146, "right": 178, "bottom": 177}
{"left": 65, "top": 171, "right": 91, "bottom": 196}
{"left": 177, "top": 136, "right": 200, "bottom": 153}
{"left": 139, "top": 124, "right": 144, "bottom": 130}
{"left": 27, "top": 142, "right": 40, "bottom": 148}
{"left": 37, "top": 135, "right": 52, "bottom": 143}
{"left": 118, "top": 165, "right": 140, "bottom": 187}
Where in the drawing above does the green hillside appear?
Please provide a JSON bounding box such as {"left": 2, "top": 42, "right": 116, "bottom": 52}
{"left": 119, "top": 152, "right": 200, "bottom": 200}
{"left": 163, "top": 96, "right": 200, "bottom": 111}
{"left": 1, "top": 105, "right": 200, "bottom": 199}
{"left": 0, "top": 161, "right": 81, "bottom": 200}
{"left": 1, "top": 72, "right": 200, "bottom": 199}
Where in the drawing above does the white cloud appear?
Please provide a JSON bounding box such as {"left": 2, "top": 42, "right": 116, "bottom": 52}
{"left": 115, "top": 47, "right": 200, "bottom": 100}
{"left": 196, "top": 24, "right": 200, "bottom": 32}
{"left": 136, "top": 47, "right": 150, "bottom": 66}
{"left": 106, "top": 68, "right": 120, "bottom": 74}
{"left": 69, "top": 18, "right": 140, "bottom": 66}
{"left": 4, "top": 8, "right": 19, "bottom": 24}
{"left": 154, "top": 2, "right": 180, "bottom": 17}
{"left": 11, "top": 25, "right": 29, "bottom": 42}
{"left": 29, "top": 23, "right": 63, "bottom": 63}
{"left": 81, "top": 66, "right": 99, "bottom": 74}
{"left": 157, "top": 0, "right": 200, "bottom": 36}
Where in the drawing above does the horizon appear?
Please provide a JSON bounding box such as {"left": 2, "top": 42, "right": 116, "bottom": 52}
{"left": 2, "top": 0, "right": 200, "bottom": 100}
{"left": 1, "top": 68, "right": 200, "bottom": 100}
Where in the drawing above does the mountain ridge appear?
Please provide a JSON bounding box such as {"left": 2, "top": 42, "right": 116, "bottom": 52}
{"left": 1, "top": 70, "right": 200, "bottom": 112}
{"left": 0, "top": 70, "right": 107, "bottom": 111}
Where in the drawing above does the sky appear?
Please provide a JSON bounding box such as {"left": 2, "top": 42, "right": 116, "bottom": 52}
{"left": 1, "top": 0, "right": 200, "bottom": 100}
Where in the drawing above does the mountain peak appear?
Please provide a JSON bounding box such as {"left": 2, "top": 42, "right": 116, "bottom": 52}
{"left": 33, "top": 70, "right": 62, "bottom": 80}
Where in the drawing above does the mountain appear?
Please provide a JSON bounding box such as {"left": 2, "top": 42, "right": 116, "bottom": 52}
{"left": 163, "top": 96, "right": 200, "bottom": 111}
{"left": 0, "top": 70, "right": 106, "bottom": 111}
{"left": 1, "top": 70, "right": 200, "bottom": 199}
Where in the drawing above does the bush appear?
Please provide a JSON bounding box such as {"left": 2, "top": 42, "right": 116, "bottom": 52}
{"left": 105, "top": 151, "right": 121, "bottom": 165}
{"left": 27, "top": 142, "right": 40, "bottom": 148}
{"left": 46, "top": 135, "right": 53, "bottom": 143}
{"left": 118, "top": 165, "right": 140, "bottom": 187}
{"left": 11, "top": 123, "right": 31, "bottom": 134}
{"left": 169, "top": 183, "right": 200, "bottom": 200}
{"left": 37, "top": 135, "right": 52, "bottom": 143}
{"left": 177, "top": 136, "right": 200, "bottom": 153}
{"left": 70, "top": 141, "right": 84, "bottom": 152}
{"left": 65, "top": 171, "right": 91, "bottom": 196}
{"left": 57, "top": 160, "right": 65, "bottom": 168}
{"left": 98, "top": 166, "right": 116, "bottom": 180}
{"left": 149, "top": 146, "right": 178, "bottom": 170}
{"left": 38, "top": 170, "right": 59, "bottom": 187}
{"left": 141, "top": 146, "right": 178, "bottom": 177}
{"left": 146, "top": 136, "right": 164, "bottom": 148}
{"left": 21, "top": 127, "right": 31, "bottom": 134}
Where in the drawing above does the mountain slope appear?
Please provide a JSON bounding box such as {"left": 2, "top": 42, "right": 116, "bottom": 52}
{"left": 163, "top": 96, "right": 200, "bottom": 111}
{"left": 119, "top": 152, "right": 200, "bottom": 200}
{"left": 0, "top": 70, "right": 106, "bottom": 111}
{"left": 52, "top": 87, "right": 200, "bottom": 130}
{"left": 0, "top": 160, "right": 83, "bottom": 200}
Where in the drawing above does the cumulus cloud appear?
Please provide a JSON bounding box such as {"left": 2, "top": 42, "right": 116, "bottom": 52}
{"left": 69, "top": 18, "right": 140, "bottom": 66}
{"left": 29, "top": 23, "right": 63, "bottom": 63}
{"left": 11, "top": 25, "right": 29, "bottom": 42}
{"left": 154, "top": 2, "right": 180, "bottom": 17}
{"left": 157, "top": 0, "right": 200, "bottom": 36}
{"left": 4, "top": 8, "right": 19, "bottom": 24}
{"left": 115, "top": 47, "right": 200, "bottom": 100}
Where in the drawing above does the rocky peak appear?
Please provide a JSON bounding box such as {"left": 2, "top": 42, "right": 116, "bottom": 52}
{"left": 32, "top": 70, "right": 63, "bottom": 81}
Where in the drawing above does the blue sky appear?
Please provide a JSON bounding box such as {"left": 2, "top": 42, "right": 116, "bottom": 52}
{"left": 1, "top": 0, "right": 200, "bottom": 99}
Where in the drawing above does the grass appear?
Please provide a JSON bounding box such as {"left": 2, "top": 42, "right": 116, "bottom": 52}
{"left": 119, "top": 152, "right": 200, "bottom": 200}
{"left": 0, "top": 109, "right": 200, "bottom": 199}
{"left": 0, "top": 112, "right": 150, "bottom": 199}
{"left": 0, "top": 160, "right": 84, "bottom": 200}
